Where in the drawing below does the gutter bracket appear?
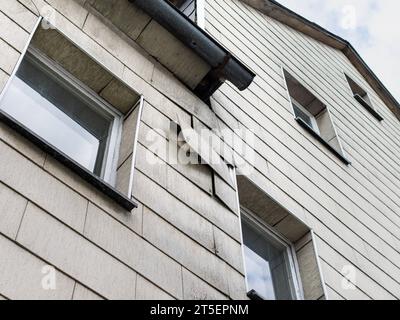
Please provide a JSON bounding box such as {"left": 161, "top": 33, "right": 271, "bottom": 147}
{"left": 129, "top": 0, "right": 255, "bottom": 100}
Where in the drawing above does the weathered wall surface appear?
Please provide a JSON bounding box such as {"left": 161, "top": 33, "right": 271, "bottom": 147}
{"left": 205, "top": 0, "right": 400, "bottom": 300}
{"left": 0, "top": 0, "right": 244, "bottom": 300}
{"left": 1, "top": 0, "right": 399, "bottom": 301}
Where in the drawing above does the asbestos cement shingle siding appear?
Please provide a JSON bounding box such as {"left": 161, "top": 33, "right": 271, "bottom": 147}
{"left": 205, "top": 0, "right": 400, "bottom": 300}
{"left": 0, "top": 0, "right": 399, "bottom": 300}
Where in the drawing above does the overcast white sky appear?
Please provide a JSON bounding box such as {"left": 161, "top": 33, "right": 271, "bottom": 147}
{"left": 277, "top": 0, "right": 399, "bottom": 102}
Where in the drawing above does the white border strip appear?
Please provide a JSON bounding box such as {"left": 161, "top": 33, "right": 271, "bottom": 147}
{"left": 127, "top": 95, "right": 144, "bottom": 198}
{"left": 196, "top": 0, "right": 206, "bottom": 29}
{"left": 232, "top": 167, "right": 249, "bottom": 296}
{"left": 311, "top": 230, "right": 330, "bottom": 300}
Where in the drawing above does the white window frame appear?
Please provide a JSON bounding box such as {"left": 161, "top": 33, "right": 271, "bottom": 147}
{"left": 290, "top": 98, "right": 320, "bottom": 135}
{"left": 0, "top": 45, "right": 123, "bottom": 185}
{"left": 240, "top": 207, "right": 304, "bottom": 300}
{"left": 196, "top": 0, "right": 206, "bottom": 29}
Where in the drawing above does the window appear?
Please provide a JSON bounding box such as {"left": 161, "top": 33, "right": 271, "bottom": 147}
{"left": 0, "top": 25, "right": 140, "bottom": 211}
{"left": 237, "top": 175, "right": 326, "bottom": 300}
{"left": 168, "top": 0, "right": 197, "bottom": 22}
{"left": 345, "top": 74, "right": 383, "bottom": 121}
{"left": 291, "top": 98, "right": 320, "bottom": 134}
{"left": 283, "top": 69, "right": 350, "bottom": 165}
{"left": 0, "top": 48, "right": 122, "bottom": 182}
{"left": 241, "top": 210, "right": 301, "bottom": 300}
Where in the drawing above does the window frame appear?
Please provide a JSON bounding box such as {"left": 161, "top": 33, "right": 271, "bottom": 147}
{"left": 281, "top": 67, "right": 350, "bottom": 165}
{"left": 291, "top": 98, "right": 320, "bottom": 135}
{"left": 344, "top": 73, "right": 374, "bottom": 107}
{"left": 344, "top": 73, "right": 384, "bottom": 122}
{"left": 240, "top": 207, "right": 304, "bottom": 300}
{"left": 0, "top": 17, "right": 137, "bottom": 211}
{"left": 0, "top": 46, "right": 124, "bottom": 185}
{"left": 196, "top": 0, "right": 205, "bottom": 28}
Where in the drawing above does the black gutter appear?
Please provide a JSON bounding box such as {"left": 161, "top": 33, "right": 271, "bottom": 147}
{"left": 129, "top": 0, "right": 255, "bottom": 98}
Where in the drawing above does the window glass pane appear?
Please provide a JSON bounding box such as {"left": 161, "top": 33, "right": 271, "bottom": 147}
{"left": 0, "top": 54, "right": 112, "bottom": 174}
{"left": 242, "top": 217, "right": 295, "bottom": 300}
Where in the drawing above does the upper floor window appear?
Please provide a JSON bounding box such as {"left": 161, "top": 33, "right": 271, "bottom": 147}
{"left": 345, "top": 74, "right": 383, "bottom": 121}
{"left": 168, "top": 0, "right": 197, "bottom": 22}
{"left": 291, "top": 98, "right": 320, "bottom": 135}
{"left": 237, "top": 175, "right": 326, "bottom": 300}
{"left": 0, "top": 48, "right": 122, "bottom": 183}
{"left": 283, "top": 69, "right": 350, "bottom": 165}
{"left": 241, "top": 210, "right": 301, "bottom": 300}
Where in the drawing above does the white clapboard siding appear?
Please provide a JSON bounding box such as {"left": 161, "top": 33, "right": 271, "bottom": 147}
{"left": 208, "top": 1, "right": 400, "bottom": 190}
{"left": 208, "top": 0, "right": 400, "bottom": 178}
{"left": 205, "top": 0, "right": 400, "bottom": 299}
{"left": 205, "top": 14, "right": 400, "bottom": 212}
{"left": 205, "top": 0, "right": 400, "bottom": 218}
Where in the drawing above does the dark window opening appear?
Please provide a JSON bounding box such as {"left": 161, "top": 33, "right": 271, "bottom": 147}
{"left": 284, "top": 70, "right": 350, "bottom": 165}
{"left": 345, "top": 74, "right": 383, "bottom": 121}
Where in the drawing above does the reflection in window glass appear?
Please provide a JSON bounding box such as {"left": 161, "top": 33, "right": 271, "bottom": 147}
{"left": 242, "top": 216, "right": 296, "bottom": 300}
{"left": 0, "top": 53, "right": 112, "bottom": 175}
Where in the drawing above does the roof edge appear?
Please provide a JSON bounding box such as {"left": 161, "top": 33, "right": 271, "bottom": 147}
{"left": 241, "top": 0, "right": 400, "bottom": 121}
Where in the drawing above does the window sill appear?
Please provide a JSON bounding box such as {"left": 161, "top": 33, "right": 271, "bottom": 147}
{"left": 295, "top": 117, "right": 351, "bottom": 166}
{"left": 0, "top": 110, "right": 137, "bottom": 212}
{"left": 354, "top": 94, "right": 384, "bottom": 122}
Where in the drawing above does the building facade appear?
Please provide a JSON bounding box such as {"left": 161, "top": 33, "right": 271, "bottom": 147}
{"left": 0, "top": 0, "right": 399, "bottom": 300}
